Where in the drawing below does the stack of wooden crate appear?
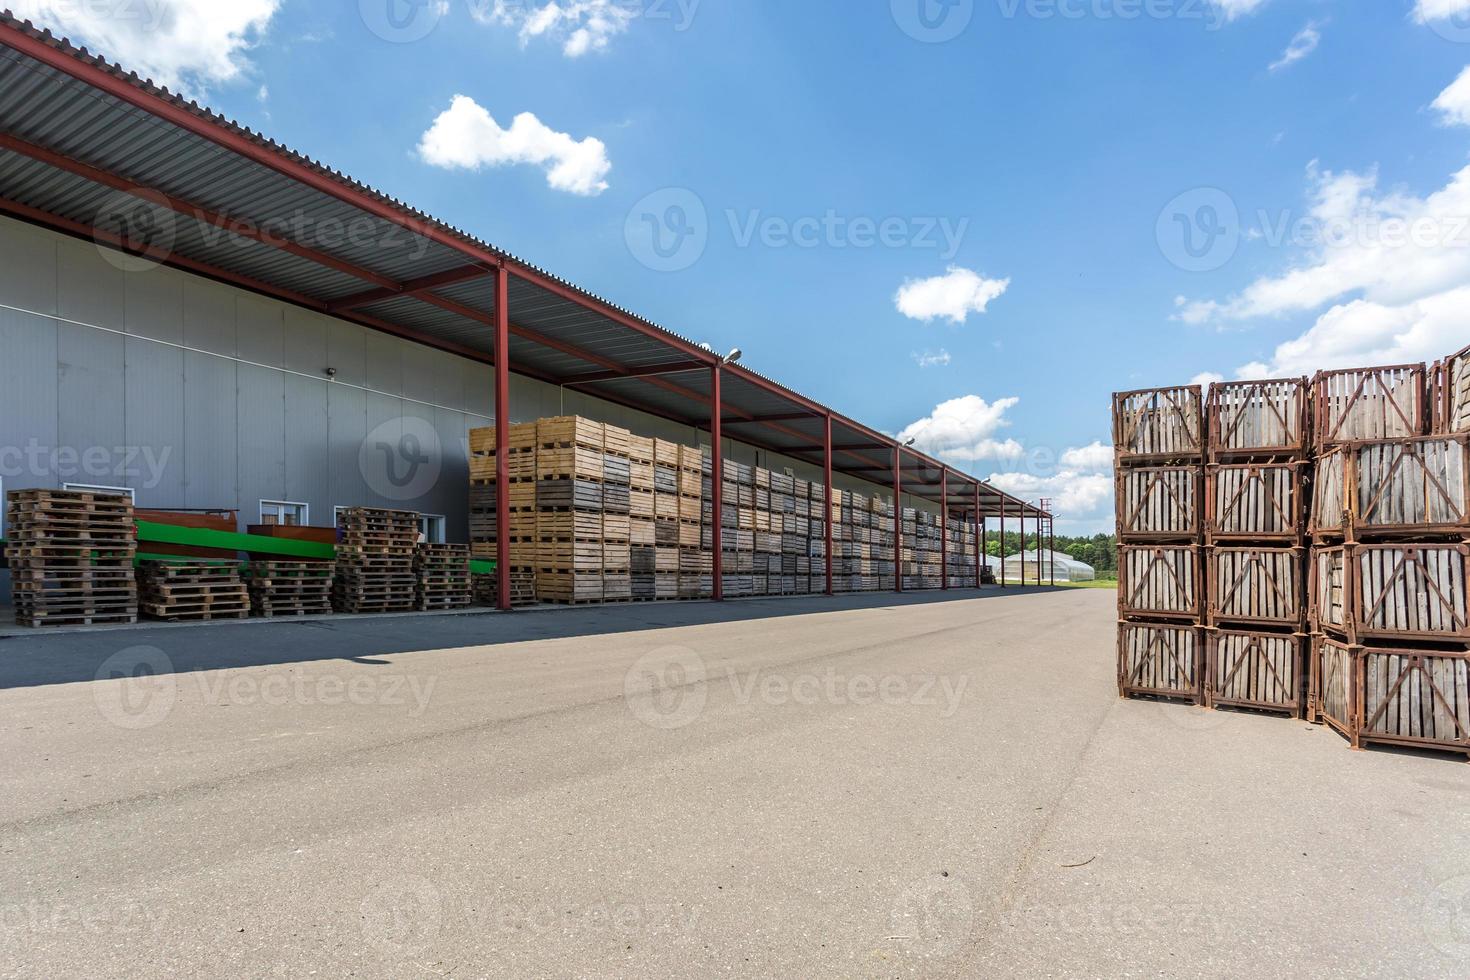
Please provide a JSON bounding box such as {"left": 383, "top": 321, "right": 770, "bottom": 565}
{"left": 830, "top": 490, "right": 896, "bottom": 592}
{"left": 1309, "top": 364, "right": 1470, "bottom": 758}
{"left": 676, "top": 445, "right": 707, "bottom": 598}
{"left": 901, "top": 509, "right": 945, "bottom": 590}
{"left": 469, "top": 421, "right": 538, "bottom": 604}
{"left": 945, "top": 517, "right": 979, "bottom": 589}
{"left": 1202, "top": 379, "right": 1311, "bottom": 717}
{"left": 537, "top": 417, "right": 610, "bottom": 604}
{"left": 1432, "top": 342, "right": 1470, "bottom": 436}
{"left": 333, "top": 507, "right": 419, "bottom": 613}
{"left": 1114, "top": 385, "right": 1207, "bottom": 705}
{"left": 5, "top": 488, "right": 138, "bottom": 627}
{"left": 244, "top": 561, "right": 335, "bottom": 617}
{"left": 629, "top": 434, "right": 659, "bottom": 600}
{"left": 138, "top": 560, "right": 250, "bottom": 621}
{"left": 414, "top": 543, "right": 472, "bottom": 610}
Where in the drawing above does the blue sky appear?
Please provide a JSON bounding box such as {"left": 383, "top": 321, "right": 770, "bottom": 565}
{"left": 11, "top": 0, "right": 1470, "bottom": 532}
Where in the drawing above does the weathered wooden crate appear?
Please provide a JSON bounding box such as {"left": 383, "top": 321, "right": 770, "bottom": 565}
{"left": 1351, "top": 435, "right": 1469, "bottom": 539}
{"left": 537, "top": 416, "right": 603, "bottom": 450}
{"left": 1118, "top": 621, "right": 1202, "bottom": 703}
{"left": 1310, "top": 447, "right": 1349, "bottom": 540}
{"left": 1118, "top": 546, "right": 1201, "bottom": 620}
{"left": 1311, "top": 635, "right": 1356, "bottom": 737}
{"left": 1116, "top": 466, "right": 1201, "bottom": 541}
{"left": 1437, "top": 343, "right": 1470, "bottom": 435}
{"left": 1354, "top": 543, "right": 1470, "bottom": 642}
{"left": 1207, "top": 462, "right": 1304, "bottom": 542}
{"left": 1209, "top": 546, "right": 1303, "bottom": 627}
{"left": 1357, "top": 643, "right": 1470, "bottom": 758}
{"left": 1112, "top": 386, "right": 1204, "bottom": 462}
{"left": 1314, "top": 364, "right": 1426, "bottom": 447}
{"left": 1310, "top": 546, "right": 1350, "bottom": 637}
{"left": 1207, "top": 377, "right": 1310, "bottom": 460}
{"left": 1208, "top": 629, "right": 1303, "bottom": 716}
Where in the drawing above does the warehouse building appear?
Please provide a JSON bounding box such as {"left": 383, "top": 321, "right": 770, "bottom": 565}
{"left": 0, "top": 15, "right": 1053, "bottom": 609}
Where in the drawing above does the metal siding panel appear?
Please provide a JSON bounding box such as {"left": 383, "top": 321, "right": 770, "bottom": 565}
{"left": 183, "top": 349, "right": 237, "bottom": 509}
{"left": 464, "top": 358, "right": 492, "bottom": 418}
{"left": 236, "top": 293, "right": 285, "bottom": 367}
{"left": 327, "top": 382, "right": 368, "bottom": 514}
{"left": 402, "top": 342, "right": 442, "bottom": 408}
{"left": 56, "top": 318, "right": 125, "bottom": 482}
{"left": 236, "top": 363, "right": 286, "bottom": 525}
{"left": 56, "top": 233, "right": 125, "bottom": 331}
{"left": 432, "top": 406, "right": 469, "bottom": 542}
{"left": 363, "top": 392, "right": 403, "bottom": 510}
{"left": 182, "top": 276, "right": 236, "bottom": 355}
{"left": 283, "top": 306, "right": 329, "bottom": 376}
{"left": 364, "top": 329, "right": 402, "bottom": 395}
{"left": 0, "top": 216, "right": 58, "bottom": 316}
{"left": 283, "top": 373, "right": 330, "bottom": 522}
{"left": 124, "top": 266, "right": 183, "bottom": 345}
{"left": 0, "top": 307, "right": 58, "bottom": 491}
{"left": 124, "top": 335, "right": 184, "bottom": 507}
{"left": 326, "top": 316, "right": 366, "bottom": 387}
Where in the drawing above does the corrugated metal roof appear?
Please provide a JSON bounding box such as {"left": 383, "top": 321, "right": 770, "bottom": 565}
{"left": 0, "top": 11, "right": 1049, "bottom": 518}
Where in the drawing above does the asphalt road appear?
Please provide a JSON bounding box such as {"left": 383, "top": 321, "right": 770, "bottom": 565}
{"left": 2, "top": 588, "right": 1469, "bottom": 978}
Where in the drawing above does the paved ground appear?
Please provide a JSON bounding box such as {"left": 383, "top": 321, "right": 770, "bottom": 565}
{"left": 2, "top": 587, "right": 1469, "bottom": 978}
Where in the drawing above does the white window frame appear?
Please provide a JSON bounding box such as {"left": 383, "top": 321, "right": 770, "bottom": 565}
{"left": 259, "top": 500, "right": 310, "bottom": 527}
{"left": 62, "top": 482, "right": 136, "bottom": 501}
{"left": 419, "top": 514, "right": 446, "bottom": 544}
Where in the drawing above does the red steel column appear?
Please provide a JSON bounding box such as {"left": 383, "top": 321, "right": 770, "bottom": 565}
{"left": 998, "top": 497, "right": 1007, "bottom": 588}
{"left": 975, "top": 484, "right": 982, "bottom": 588}
{"left": 824, "top": 414, "right": 834, "bottom": 596}
{"left": 940, "top": 468, "right": 949, "bottom": 590}
{"left": 494, "top": 266, "right": 511, "bottom": 611}
{"left": 893, "top": 447, "right": 903, "bottom": 594}
{"left": 1049, "top": 514, "right": 1056, "bottom": 586}
{"left": 711, "top": 365, "right": 723, "bottom": 601}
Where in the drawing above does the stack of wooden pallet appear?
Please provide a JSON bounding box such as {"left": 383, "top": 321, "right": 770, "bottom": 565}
{"left": 138, "top": 560, "right": 250, "bottom": 621}
{"left": 1308, "top": 369, "right": 1470, "bottom": 759}
{"left": 5, "top": 488, "right": 138, "bottom": 627}
{"left": 830, "top": 490, "right": 896, "bottom": 592}
{"left": 629, "top": 434, "right": 659, "bottom": 600}
{"left": 244, "top": 561, "right": 335, "bottom": 617}
{"left": 901, "top": 509, "right": 945, "bottom": 590}
{"left": 945, "top": 517, "right": 979, "bottom": 588}
{"left": 1114, "top": 385, "right": 1208, "bottom": 706}
{"left": 333, "top": 507, "right": 418, "bottom": 613}
{"left": 415, "top": 543, "right": 471, "bottom": 611}
{"left": 1202, "top": 378, "right": 1311, "bottom": 717}
{"left": 469, "top": 421, "right": 538, "bottom": 603}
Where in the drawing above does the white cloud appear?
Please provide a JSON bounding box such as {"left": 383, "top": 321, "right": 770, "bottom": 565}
{"left": 8, "top": 0, "right": 279, "bottom": 96}
{"left": 1433, "top": 67, "right": 1470, "bottom": 128}
{"left": 1416, "top": 0, "right": 1470, "bottom": 22}
{"left": 1190, "top": 372, "right": 1226, "bottom": 388}
{"left": 911, "top": 349, "right": 952, "bottom": 369}
{"left": 988, "top": 443, "right": 1114, "bottom": 528}
{"left": 1059, "top": 441, "right": 1113, "bottom": 472}
{"left": 417, "top": 95, "right": 611, "bottom": 196}
{"left": 1210, "top": 0, "right": 1270, "bottom": 22}
{"left": 477, "top": 0, "right": 638, "bottom": 57}
{"left": 894, "top": 267, "right": 1011, "bottom": 324}
{"left": 1270, "top": 21, "right": 1322, "bottom": 73}
{"left": 896, "top": 395, "right": 1024, "bottom": 462}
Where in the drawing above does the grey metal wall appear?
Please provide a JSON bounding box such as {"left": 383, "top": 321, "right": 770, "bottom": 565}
{"left": 0, "top": 216, "right": 940, "bottom": 603}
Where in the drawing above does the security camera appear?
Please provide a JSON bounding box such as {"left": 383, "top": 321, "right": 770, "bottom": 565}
{"left": 324, "top": 367, "right": 338, "bottom": 379}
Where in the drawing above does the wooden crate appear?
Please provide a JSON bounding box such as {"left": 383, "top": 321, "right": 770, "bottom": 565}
{"left": 1357, "top": 643, "right": 1470, "bottom": 758}
{"left": 1354, "top": 543, "right": 1470, "bottom": 642}
{"left": 537, "top": 445, "right": 605, "bottom": 482}
{"left": 654, "top": 439, "right": 680, "bottom": 467}
{"left": 1112, "top": 386, "right": 1204, "bottom": 462}
{"left": 1311, "top": 635, "right": 1356, "bottom": 738}
{"left": 1209, "top": 546, "right": 1303, "bottom": 627}
{"left": 537, "top": 416, "right": 603, "bottom": 450}
{"left": 1208, "top": 629, "right": 1303, "bottom": 716}
{"left": 1310, "top": 545, "right": 1351, "bottom": 638}
{"left": 138, "top": 560, "right": 250, "bottom": 622}
{"left": 1310, "top": 447, "right": 1348, "bottom": 540}
{"left": 1207, "top": 377, "right": 1310, "bottom": 460}
{"left": 538, "top": 570, "right": 603, "bottom": 604}
{"left": 1118, "top": 546, "right": 1201, "bottom": 621}
{"left": 1116, "top": 466, "right": 1201, "bottom": 541}
{"left": 1118, "top": 621, "right": 1202, "bottom": 704}
{"left": 1314, "top": 364, "right": 1426, "bottom": 447}
{"left": 1207, "top": 462, "right": 1304, "bottom": 543}
{"left": 627, "top": 434, "right": 655, "bottom": 464}
{"left": 1437, "top": 343, "right": 1470, "bottom": 435}
{"left": 1350, "top": 435, "right": 1469, "bottom": 540}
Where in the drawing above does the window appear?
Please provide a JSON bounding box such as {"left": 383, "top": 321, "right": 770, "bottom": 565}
{"left": 419, "top": 514, "right": 446, "bottom": 544}
{"left": 63, "top": 482, "right": 135, "bottom": 501}
{"left": 260, "top": 500, "right": 309, "bottom": 527}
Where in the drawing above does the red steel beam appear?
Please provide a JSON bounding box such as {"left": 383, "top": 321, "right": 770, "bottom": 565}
{"left": 824, "top": 414, "right": 834, "bottom": 596}
{"left": 325, "top": 264, "right": 492, "bottom": 312}
{"left": 559, "top": 361, "right": 709, "bottom": 386}
{"left": 711, "top": 364, "right": 723, "bottom": 602}
{"left": 495, "top": 268, "right": 511, "bottom": 612}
